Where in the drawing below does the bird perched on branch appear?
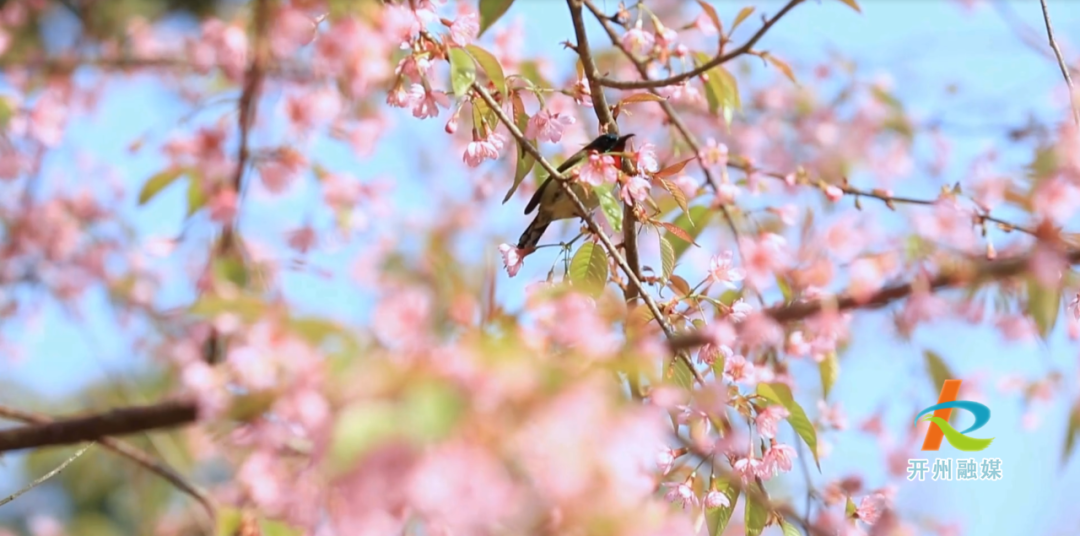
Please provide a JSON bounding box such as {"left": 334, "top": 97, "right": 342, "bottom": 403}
{"left": 517, "top": 132, "right": 635, "bottom": 250}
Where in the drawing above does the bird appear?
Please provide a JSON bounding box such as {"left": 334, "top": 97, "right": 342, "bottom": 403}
{"left": 517, "top": 132, "right": 635, "bottom": 251}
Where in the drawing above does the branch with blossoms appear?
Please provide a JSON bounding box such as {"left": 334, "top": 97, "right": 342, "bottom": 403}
{"left": 592, "top": 0, "right": 805, "bottom": 90}
{"left": 472, "top": 82, "right": 705, "bottom": 386}
{"left": 668, "top": 239, "right": 1080, "bottom": 351}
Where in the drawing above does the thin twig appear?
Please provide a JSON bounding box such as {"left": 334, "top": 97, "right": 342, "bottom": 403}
{"left": 1038, "top": 0, "right": 1080, "bottom": 127}
{"left": 473, "top": 83, "right": 705, "bottom": 386}
{"left": 0, "top": 443, "right": 94, "bottom": 507}
{"left": 593, "top": 0, "right": 804, "bottom": 90}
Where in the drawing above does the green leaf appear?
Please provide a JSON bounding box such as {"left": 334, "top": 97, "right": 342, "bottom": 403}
{"left": 478, "top": 0, "right": 515, "bottom": 37}
{"left": 465, "top": 44, "right": 507, "bottom": 96}
{"left": 186, "top": 176, "right": 207, "bottom": 217}
{"left": 923, "top": 349, "right": 954, "bottom": 394}
{"left": 403, "top": 380, "right": 465, "bottom": 443}
{"left": 845, "top": 496, "right": 857, "bottom": 518}
{"left": 260, "top": 518, "right": 303, "bottom": 536}
{"left": 744, "top": 481, "right": 769, "bottom": 536}
{"left": 138, "top": 167, "right": 185, "bottom": 205}
{"left": 819, "top": 351, "right": 839, "bottom": 399}
{"left": 1028, "top": 276, "right": 1062, "bottom": 340}
{"left": 659, "top": 235, "right": 675, "bottom": 282}
{"left": 657, "top": 177, "right": 690, "bottom": 215}
{"left": 448, "top": 47, "right": 476, "bottom": 97}
{"left": 190, "top": 293, "right": 266, "bottom": 323}
{"left": 1063, "top": 404, "right": 1080, "bottom": 466}
{"left": 568, "top": 242, "right": 609, "bottom": 296}
{"left": 594, "top": 184, "right": 623, "bottom": 233}
{"left": 781, "top": 519, "right": 802, "bottom": 536}
{"left": 693, "top": 52, "right": 741, "bottom": 125}
{"left": 776, "top": 274, "right": 793, "bottom": 304}
{"left": 757, "top": 382, "right": 820, "bottom": 470}
{"left": 705, "top": 481, "right": 740, "bottom": 536}
{"left": 697, "top": 0, "right": 723, "bottom": 37}
{"left": 664, "top": 205, "right": 712, "bottom": 260}
{"left": 671, "top": 357, "right": 694, "bottom": 390}
{"left": 503, "top": 93, "right": 535, "bottom": 203}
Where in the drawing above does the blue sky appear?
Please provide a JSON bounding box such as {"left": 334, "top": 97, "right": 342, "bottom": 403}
{"left": 4, "top": 1, "right": 1080, "bottom": 533}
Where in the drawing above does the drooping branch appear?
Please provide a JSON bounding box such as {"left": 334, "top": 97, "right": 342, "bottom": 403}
{"left": 668, "top": 245, "right": 1080, "bottom": 351}
{"left": 592, "top": 0, "right": 804, "bottom": 90}
{"left": 0, "top": 403, "right": 215, "bottom": 522}
{"left": 0, "top": 400, "right": 198, "bottom": 453}
{"left": 473, "top": 83, "right": 705, "bottom": 386}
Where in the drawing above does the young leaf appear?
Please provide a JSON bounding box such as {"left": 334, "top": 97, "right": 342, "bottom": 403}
{"left": 836, "top": 0, "right": 862, "bottom": 13}
{"left": 594, "top": 184, "right": 623, "bottom": 233}
{"left": 448, "top": 47, "right": 477, "bottom": 97}
{"left": 186, "top": 176, "right": 207, "bottom": 217}
{"left": 766, "top": 54, "right": 798, "bottom": 85}
{"left": 659, "top": 235, "right": 675, "bottom": 282}
{"left": 660, "top": 221, "right": 700, "bottom": 247}
{"left": 138, "top": 167, "right": 185, "bottom": 205}
{"left": 665, "top": 205, "right": 712, "bottom": 260}
{"left": 669, "top": 274, "right": 691, "bottom": 296}
{"left": 657, "top": 177, "right": 690, "bottom": 215}
{"left": 503, "top": 93, "right": 535, "bottom": 203}
{"left": 757, "top": 382, "right": 821, "bottom": 470}
{"left": 845, "top": 496, "right": 857, "bottom": 517}
{"left": 569, "top": 242, "right": 609, "bottom": 296}
{"left": 465, "top": 44, "right": 507, "bottom": 96}
{"left": 655, "top": 157, "right": 695, "bottom": 179}
{"left": 478, "top": 0, "right": 515, "bottom": 36}
{"left": 1027, "top": 276, "right": 1061, "bottom": 340}
{"left": 819, "top": 351, "right": 840, "bottom": 399}
{"left": 693, "top": 52, "right": 741, "bottom": 124}
{"left": 744, "top": 481, "right": 769, "bottom": 536}
{"left": 705, "top": 481, "right": 740, "bottom": 536}
{"left": 619, "top": 93, "right": 667, "bottom": 105}
{"left": 732, "top": 6, "right": 755, "bottom": 31}
{"left": 1063, "top": 404, "right": 1080, "bottom": 466}
{"left": 696, "top": 0, "right": 723, "bottom": 38}
{"left": 923, "top": 349, "right": 954, "bottom": 394}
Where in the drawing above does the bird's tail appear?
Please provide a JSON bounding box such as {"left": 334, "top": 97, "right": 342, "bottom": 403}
{"left": 517, "top": 213, "right": 551, "bottom": 250}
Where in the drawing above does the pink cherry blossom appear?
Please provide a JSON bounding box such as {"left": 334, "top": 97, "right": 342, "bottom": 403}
{"left": 463, "top": 132, "right": 505, "bottom": 167}
{"left": 406, "top": 84, "right": 450, "bottom": 119}
{"left": 662, "top": 480, "right": 698, "bottom": 510}
{"left": 621, "top": 174, "right": 651, "bottom": 204}
{"left": 740, "top": 233, "right": 789, "bottom": 290}
{"left": 447, "top": 12, "right": 479, "bottom": 47}
{"left": 635, "top": 142, "right": 659, "bottom": 174}
{"left": 708, "top": 251, "right": 745, "bottom": 288}
{"left": 732, "top": 455, "right": 765, "bottom": 482}
{"left": 699, "top": 138, "right": 728, "bottom": 167}
{"left": 499, "top": 243, "right": 525, "bottom": 276}
{"left": 622, "top": 20, "right": 655, "bottom": 55}
{"left": 703, "top": 489, "right": 730, "bottom": 509}
{"left": 526, "top": 108, "right": 576, "bottom": 143}
{"left": 578, "top": 152, "right": 619, "bottom": 186}
{"left": 762, "top": 443, "right": 797, "bottom": 477}
{"left": 755, "top": 404, "right": 790, "bottom": 439}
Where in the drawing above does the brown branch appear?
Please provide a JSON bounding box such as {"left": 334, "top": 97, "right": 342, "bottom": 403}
{"left": 0, "top": 443, "right": 93, "bottom": 508}
{"left": 0, "top": 400, "right": 198, "bottom": 453}
{"left": 1038, "top": 0, "right": 1080, "bottom": 127}
{"left": 593, "top": 0, "right": 804, "bottom": 90}
{"left": 0, "top": 403, "right": 215, "bottom": 523}
{"left": 668, "top": 246, "right": 1080, "bottom": 351}
{"left": 567, "top": 0, "right": 645, "bottom": 305}
{"left": 582, "top": 0, "right": 750, "bottom": 298}
{"left": 473, "top": 83, "right": 705, "bottom": 386}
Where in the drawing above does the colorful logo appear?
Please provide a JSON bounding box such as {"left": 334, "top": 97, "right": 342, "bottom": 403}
{"left": 915, "top": 379, "right": 994, "bottom": 452}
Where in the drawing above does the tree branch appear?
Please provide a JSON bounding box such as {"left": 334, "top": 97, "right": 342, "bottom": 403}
{"left": 0, "top": 403, "right": 215, "bottom": 523}
{"left": 1038, "top": 0, "right": 1080, "bottom": 127}
{"left": 0, "top": 400, "right": 198, "bottom": 453}
{"left": 593, "top": 0, "right": 804, "bottom": 90}
{"left": 668, "top": 245, "right": 1080, "bottom": 351}
{"left": 567, "top": 0, "right": 646, "bottom": 304}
